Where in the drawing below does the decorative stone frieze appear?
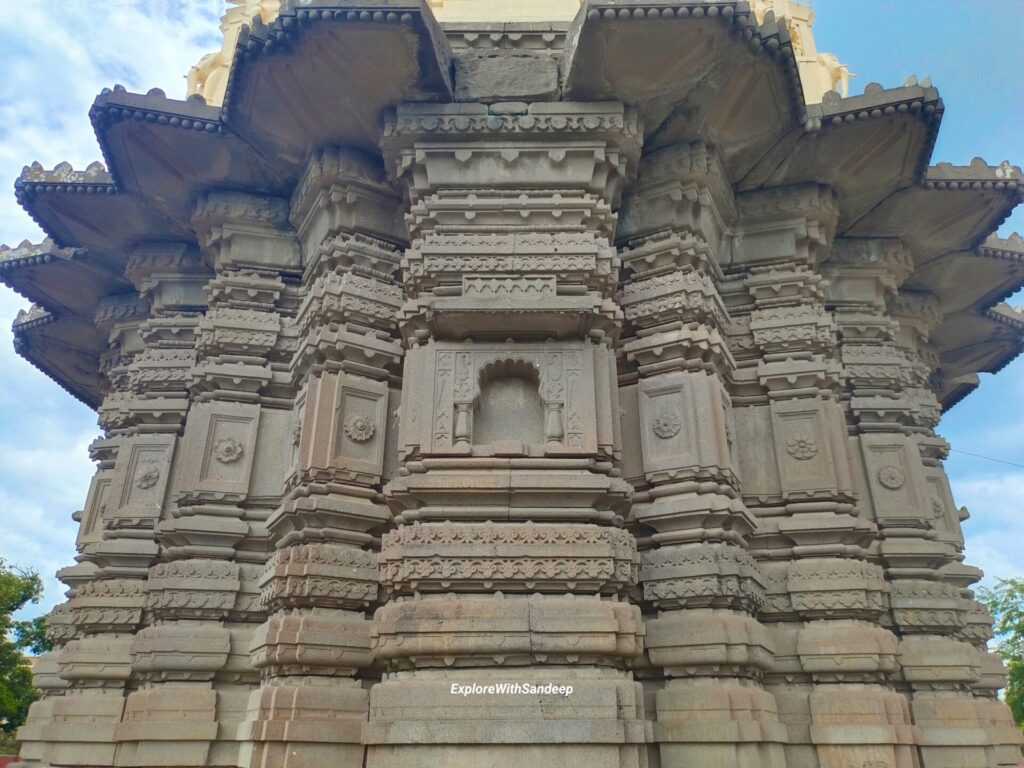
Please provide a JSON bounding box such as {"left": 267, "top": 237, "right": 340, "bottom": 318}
{"left": 5, "top": 4, "right": 1022, "bottom": 767}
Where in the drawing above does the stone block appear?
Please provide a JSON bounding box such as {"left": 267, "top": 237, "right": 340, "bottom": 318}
{"left": 453, "top": 53, "right": 559, "bottom": 102}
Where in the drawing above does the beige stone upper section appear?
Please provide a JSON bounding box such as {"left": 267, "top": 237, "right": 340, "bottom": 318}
{"left": 186, "top": 0, "right": 849, "bottom": 106}
{"left": 428, "top": 0, "right": 584, "bottom": 21}
{"left": 186, "top": 0, "right": 281, "bottom": 107}
{"left": 751, "top": 0, "right": 854, "bottom": 101}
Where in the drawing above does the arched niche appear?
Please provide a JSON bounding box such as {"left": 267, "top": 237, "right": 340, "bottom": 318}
{"left": 471, "top": 358, "right": 545, "bottom": 454}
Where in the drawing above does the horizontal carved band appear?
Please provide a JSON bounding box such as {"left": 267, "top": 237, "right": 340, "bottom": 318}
{"left": 380, "top": 522, "right": 638, "bottom": 595}
{"left": 260, "top": 543, "right": 379, "bottom": 612}
{"left": 372, "top": 594, "right": 643, "bottom": 670}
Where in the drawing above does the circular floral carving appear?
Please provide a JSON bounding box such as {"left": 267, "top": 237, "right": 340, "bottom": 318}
{"left": 652, "top": 411, "right": 682, "bottom": 439}
{"left": 135, "top": 466, "right": 160, "bottom": 490}
{"left": 343, "top": 414, "right": 376, "bottom": 443}
{"left": 786, "top": 434, "right": 818, "bottom": 461}
{"left": 877, "top": 465, "right": 906, "bottom": 490}
{"left": 213, "top": 437, "right": 244, "bottom": 464}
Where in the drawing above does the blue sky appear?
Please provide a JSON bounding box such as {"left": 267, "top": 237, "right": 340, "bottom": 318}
{"left": 0, "top": 0, "right": 1021, "bottom": 617}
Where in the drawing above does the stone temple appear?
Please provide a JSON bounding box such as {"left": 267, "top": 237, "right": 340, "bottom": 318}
{"left": 4, "top": 0, "right": 1024, "bottom": 766}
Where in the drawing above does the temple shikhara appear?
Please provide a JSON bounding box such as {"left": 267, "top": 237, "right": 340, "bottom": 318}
{"left": 5, "top": 0, "right": 1024, "bottom": 766}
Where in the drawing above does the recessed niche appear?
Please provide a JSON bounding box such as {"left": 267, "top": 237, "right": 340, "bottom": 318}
{"left": 473, "top": 359, "right": 544, "bottom": 454}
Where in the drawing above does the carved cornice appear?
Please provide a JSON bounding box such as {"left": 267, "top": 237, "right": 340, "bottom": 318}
{"left": 194, "top": 190, "right": 290, "bottom": 231}
{"left": 829, "top": 238, "right": 912, "bottom": 275}
{"left": 380, "top": 522, "right": 638, "bottom": 595}
{"left": 737, "top": 183, "right": 838, "bottom": 232}
{"left": 444, "top": 22, "right": 567, "bottom": 53}
{"left": 193, "top": 190, "right": 300, "bottom": 273}
{"left": 383, "top": 101, "right": 641, "bottom": 142}
{"left": 94, "top": 292, "right": 151, "bottom": 330}
{"left": 888, "top": 290, "right": 942, "bottom": 331}
{"left": 381, "top": 102, "right": 643, "bottom": 206}
{"left": 290, "top": 146, "right": 406, "bottom": 251}
{"left": 620, "top": 142, "right": 736, "bottom": 245}
{"left": 260, "top": 543, "right": 378, "bottom": 612}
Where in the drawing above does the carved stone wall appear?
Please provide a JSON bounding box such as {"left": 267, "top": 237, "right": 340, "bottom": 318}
{"left": 7, "top": 5, "right": 1023, "bottom": 768}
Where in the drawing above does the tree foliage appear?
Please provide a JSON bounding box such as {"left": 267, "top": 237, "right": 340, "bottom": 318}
{"left": 977, "top": 577, "right": 1024, "bottom": 728}
{"left": 0, "top": 560, "right": 50, "bottom": 733}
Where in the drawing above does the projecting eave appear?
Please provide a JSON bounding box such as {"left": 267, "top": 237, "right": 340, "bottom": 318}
{"left": 562, "top": 0, "right": 805, "bottom": 183}
{"left": 0, "top": 238, "right": 130, "bottom": 319}
{"left": 934, "top": 302, "right": 1024, "bottom": 411}
{"left": 914, "top": 233, "right": 1024, "bottom": 411}
{"left": 89, "top": 86, "right": 292, "bottom": 233}
{"left": 910, "top": 232, "right": 1024, "bottom": 318}
{"left": 11, "top": 304, "right": 105, "bottom": 409}
{"left": 223, "top": 0, "right": 453, "bottom": 177}
{"left": 15, "top": 161, "right": 190, "bottom": 252}
{"left": 0, "top": 239, "right": 131, "bottom": 408}
{"left": 742, "top": 82, "right": 943, "bottom": 232}
{"left": 848, "top": 159, "right": 1024, "bottom": 261}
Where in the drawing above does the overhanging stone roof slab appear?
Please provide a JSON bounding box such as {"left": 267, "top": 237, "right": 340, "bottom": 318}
{"left": 742, "top": 85, "right": 942, "bottom": 232}
{"left": 909, "top": 235, "right": 1024, "bottom": 317}
{"left": 12, "top": 305, "right": 106, "bottom": 408}
{"left": 562, "top": 1, "right": 803, "bottom": 181}
{"left": 847, "top": 161, "right": 1023, "bottom": 260}
{"left": 932, "top": 303, "right": 1024, "bottom": 409}
{"left": 0, "top": 240, "right": 129, "bottom": 319}
{"left": 224, "top": 1, "right": 453, "bottom": 174}
{"left": 90, "top": 87, "right": 292, "bottom": 233}
{"left": 15, "top": 162, "right": 190, "bottom": 252}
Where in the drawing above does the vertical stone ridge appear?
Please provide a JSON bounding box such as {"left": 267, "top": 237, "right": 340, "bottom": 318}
{"left": 364, "top": 101, "right": 649, "bottom": 768}
{"left": 618, "top": 141, "right": 787, "bottom": 768}
{"left": 237, "top": 146, "right": 406, "bottom": 768}
{"left": 883, "top": 287, "right": 1022, "bottom": 767}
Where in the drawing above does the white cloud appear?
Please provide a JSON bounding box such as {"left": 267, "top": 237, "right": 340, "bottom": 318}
{"left": 0, "top": 1, "right": 222, "bottom": 614}
{"left": 950, "top": 472, "right": 1024, "bottom": 587}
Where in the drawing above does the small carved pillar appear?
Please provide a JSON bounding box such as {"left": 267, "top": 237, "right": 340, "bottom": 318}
{"left": 726, "top": 185, "right": 901, "bottom": 768}
{"left": 617, "top": 142, "right": 786, "bottom": 768}
{"left": 369, "top": 102, "right": 645, "bottom": 768}
{"left": 238, "top": 148, "right": 406, "bottom": 767}
{"left": 813, "top": 238, "right": 926, "bottom": 768}
{"left": 11, "top": 293, "right": 139, "bottom": 767}
{"left": 33, "top": 250, "right": 207, "bottom": 768}
{"left": 114, "top": 200, "right": 298, "bottom": 767}
{"left": 11, "top": 651, "right": 68, "bottom": 766}
{"left": 885, "top": 291, "right": 1018, "bottom": 767}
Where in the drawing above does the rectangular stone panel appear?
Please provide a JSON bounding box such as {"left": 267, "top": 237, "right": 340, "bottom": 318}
{"left": 179, "top": 401, "right": 260, "bottom": 496}
{"left": 638, "top": 371, "right": 732, "bottom": 479}
{"left": 734, "top": 404, "right": 782, "bottom": 501}
{"left": 401, "top": 340, "right": 612, "bottom": 459}
{"left": 770, "top": 398, "right": 852, "bottom": 498}
{"left": 107, "top": 435, "right": 177, "bottom": 525}
{"left": 77, "top": 470, "right": 113, "bottom": 549}
{"left": 858, "top": 433, "right": 929, "bottom": 527}
{"left": 332, "top": 377, "right": 388, "bottom": 477}
{"left": 617, "top": 383, "right": 645, "bottom": 487}
{"left": 298, "top": 372, "right": 389, "bottom": 482}
{"left": 922, "top": 464, "right": 966, "bottom": 547}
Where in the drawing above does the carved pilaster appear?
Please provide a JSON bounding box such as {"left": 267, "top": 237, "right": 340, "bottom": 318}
{"left": 237, "top": 147, "right": 405, "bottom": 768}
{"left": 366, "top": 102, "right": 646, "bottom": 768}
{"left": 618, "top": 141, "right": 785, "bottom": 768}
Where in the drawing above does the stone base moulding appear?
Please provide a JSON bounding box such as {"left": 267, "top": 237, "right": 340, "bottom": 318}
{"left": 4, "top": 1, "right": 1023, "bottom": 767}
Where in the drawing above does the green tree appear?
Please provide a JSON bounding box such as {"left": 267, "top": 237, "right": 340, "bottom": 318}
{"left": 0, "top": 560, "right": 50, "bottom": 734}
{"left": 977, "top": 577, "right": 1024, "bottom": 728}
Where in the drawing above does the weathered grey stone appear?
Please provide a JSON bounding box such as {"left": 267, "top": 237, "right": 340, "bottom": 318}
{"left": 453, "top": 52, "right": 559, "bottom": 101}
{"left": 3, "top": 2, "right": 1022, "bottom": 767}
